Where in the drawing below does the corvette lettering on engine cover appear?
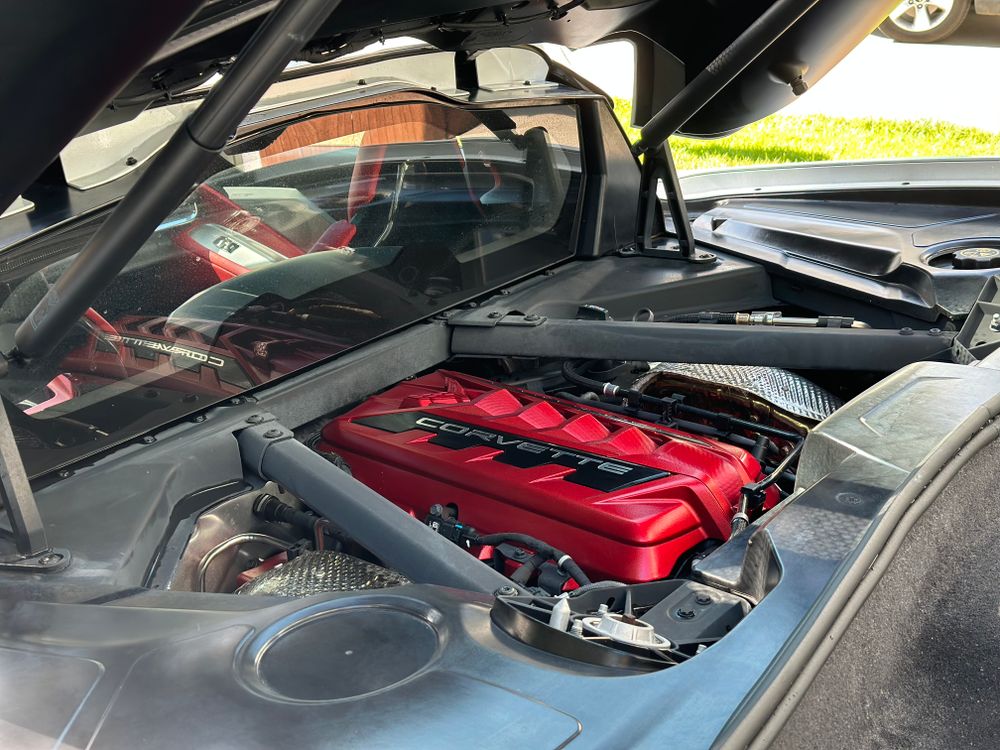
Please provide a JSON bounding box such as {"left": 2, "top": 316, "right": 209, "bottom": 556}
{"left": 356, "top": 411, "right": 670, "bottom": 492}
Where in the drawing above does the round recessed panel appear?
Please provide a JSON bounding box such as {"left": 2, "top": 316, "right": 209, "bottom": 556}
{"left": 253, "top": 607, "right": 439, "bottom": 701}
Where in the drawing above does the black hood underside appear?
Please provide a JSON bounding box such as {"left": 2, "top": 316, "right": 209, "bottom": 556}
{"left": 1, "top": 0, "right": 893, "bottom": 215}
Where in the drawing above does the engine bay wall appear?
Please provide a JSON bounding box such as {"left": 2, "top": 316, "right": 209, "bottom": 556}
{"left": 4, "top": 361, "right": 1000, "bottom": 749}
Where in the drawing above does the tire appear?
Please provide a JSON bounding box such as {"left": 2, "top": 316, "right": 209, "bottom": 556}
{"left": 878, "top": 0, "right": 972, "bottom": 43}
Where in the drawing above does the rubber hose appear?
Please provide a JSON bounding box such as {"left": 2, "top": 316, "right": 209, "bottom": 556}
{"left": 509, "top": 552, "right": 548, "bottom": 585}
{"left": 473, "top": 532, "right": 592, "bottom": 586}
{"left": 662, "top": 312, "right": 738, "bottom": 324}
{"left": 562, "top": 360, "right": 802, "bottom": 441}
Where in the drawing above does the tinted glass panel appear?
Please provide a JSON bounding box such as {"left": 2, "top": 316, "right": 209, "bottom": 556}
{"left": 0, "top": 99, "right": 582, "bottom": 476}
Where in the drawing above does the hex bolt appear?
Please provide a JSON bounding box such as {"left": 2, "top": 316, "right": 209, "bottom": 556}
{"left": 494, "top": 585, "right": 518, "bottom": 597}
{"left": 900, "top": 327, "right": 913, "bottom": 336}
{"left": 676, "top": 608, "right": 696, "bottom": 620}
{"left": 487, "top": 311, "right": 503, "bottom": 319}
{"left": 524, "top": 314, "right": 540, "bottom": 322}
{"left": 263, "top": 429, "right": 283, "bottom": 439}
{"left": 246, "top": 415, "right": 265, "bottom": 425}
{"left": 695, "top": 594, "right": 712, "bottom": 606}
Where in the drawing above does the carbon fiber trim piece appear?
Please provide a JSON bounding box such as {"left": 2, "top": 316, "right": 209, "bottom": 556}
{"left": 645, "top": 363, "right": 842, "bottom": 423}
{"left": 236, "top": 551, "right": 410, "bottom": 596}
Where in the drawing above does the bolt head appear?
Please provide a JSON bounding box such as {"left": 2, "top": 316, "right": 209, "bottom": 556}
{"left": 676, "top": 608, "right": 696, "bottom": 620}
{"left": 695, "top": 594, "right": 712, "bottom": 606}
{"left": 487, "top": 311, "right": 502, "bottom": 319}
{"left": 246, "top": 415, "right": 264, "bottom": 425}
{"left": 263, "top": 428, "right": 283, "bottom": 439}
{"left": 141, "top": 435, "right": 156, "bottom": 445}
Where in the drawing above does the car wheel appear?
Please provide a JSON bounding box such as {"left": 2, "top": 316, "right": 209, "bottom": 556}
{"left": 878, "top": 0, "right": 972, "bottom": 43}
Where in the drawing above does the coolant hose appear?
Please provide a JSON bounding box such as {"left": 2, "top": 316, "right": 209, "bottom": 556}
{"left": 730, "top": 438, "right": 805, "bottom": 539}
{"left": 562, "top": 360, "right": 801, "bottom": 441}
{"left": 555, "top": 390, "right": 765, "bottom": 451}
{"left": 662, "top": 312, "right": 739, "bottom": 324}
{"left": 509, "top": 552, "right": 548, "bottom": 586}
{"left": 473, "top": 532, "right": 592, "bottom": 587}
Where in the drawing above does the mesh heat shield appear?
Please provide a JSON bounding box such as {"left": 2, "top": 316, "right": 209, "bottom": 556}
{"left": 236, "top": 550, "right": 410, "bottom": 596}
{"left": 644, "top": 363, "right": 842, "bottom": 423}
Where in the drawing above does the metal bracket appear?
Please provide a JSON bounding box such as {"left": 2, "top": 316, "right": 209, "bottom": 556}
{"left": 641, "top": 240, "right": 718, "bottom": 264}
{"left": 637, "top": 141, "right": 716, "bottom": 265}
{"left": 0, "top": 548, "right": 71, "bottom": 573}
{"left": 447, "top": 308, "right": 547, "bottom": 328}
{"left": 236, "top": 416, "right": 292, "bottom": 478}
{"left": 0, "top": 393, "right": 70, "bottom": 572}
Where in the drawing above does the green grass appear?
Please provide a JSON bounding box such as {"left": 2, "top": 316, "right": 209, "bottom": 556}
{"left": 612, "top": 97, "right": 1000, "bottom": 171}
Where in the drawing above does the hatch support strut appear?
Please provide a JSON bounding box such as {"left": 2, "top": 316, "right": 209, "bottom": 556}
{"left": 2, "top": 0, "right": 343, "bottom": 367}
{"left": 633, "top": 0, "right": 820, "bottom": 152}
{"left": 0, "top": 403, "right": 68, "bottom": 571}
{"left": 0, "top": 0, "right": 343, "bottom": 570}
{"left": 631, "top": 0, "right": 820, "bottom": 263}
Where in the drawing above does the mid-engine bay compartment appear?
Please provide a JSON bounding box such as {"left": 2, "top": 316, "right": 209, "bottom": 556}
{"left": 163, "top": 355, "right": 841, "bottom": 668}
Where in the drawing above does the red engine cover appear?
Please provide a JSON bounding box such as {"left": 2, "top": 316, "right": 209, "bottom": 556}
{"left": 318, "top": 370, "right": 763, "bottom": 582}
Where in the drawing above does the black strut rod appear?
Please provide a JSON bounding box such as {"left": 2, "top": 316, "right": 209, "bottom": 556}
{"left": 238, "top": 422, "right": 517, "bottom": 595}
{"left": 8, "top": 0, "right": 342, "bottom": 363}
{"left": 634, "top": 0, "right": 820, "bottom": 151}
{"left": 450, "top": 318, "right": 954, "bottom": 372}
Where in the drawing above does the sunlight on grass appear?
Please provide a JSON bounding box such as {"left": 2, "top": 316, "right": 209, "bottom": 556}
{"left": 612, "top": 97, "right": 1000, "bottom": 171}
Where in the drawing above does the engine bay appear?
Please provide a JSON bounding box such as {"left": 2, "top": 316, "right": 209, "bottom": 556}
{"left": 160, "top": 350, "right": 847, "bottom": 669}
